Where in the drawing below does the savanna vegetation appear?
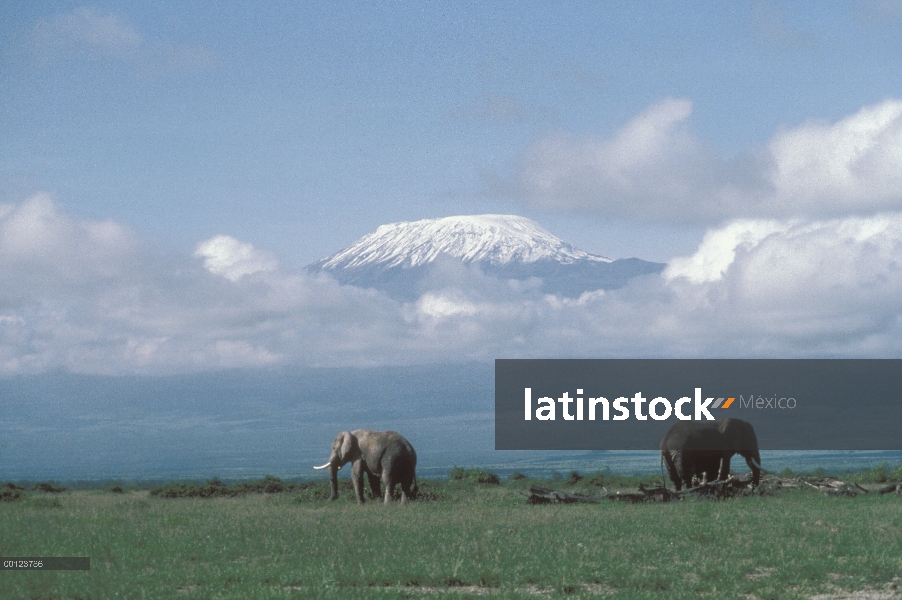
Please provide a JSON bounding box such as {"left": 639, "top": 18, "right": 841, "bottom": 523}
{"left": 1, "top": 466, "right": 901, "bottom": 599}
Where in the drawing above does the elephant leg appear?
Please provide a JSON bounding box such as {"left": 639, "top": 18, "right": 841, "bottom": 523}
{"left": 400, "top": 474, "right": 413, "bottom": 504}
{"left": 674, "top": 453, "right": 694, "bottom": 489}
{"left": 351, "top": 461, "right": 366, "bottom": 504}
{"left": 663, "top": 451, "right": 682, "bottom": 491}
{"left": 367, "top": 472, "right": 381, "bottom": 500}
{"left": 718, "top": 456, "right": 732, "bottom": 481}
{"left": 382, "top": 472, "right": 395, "bottom": 504}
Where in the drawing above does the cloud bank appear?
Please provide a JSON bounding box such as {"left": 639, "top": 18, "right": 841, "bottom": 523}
{"left": 509, "top": 98, "right": 902, "bottom": 223}
{"left": 3, "top": 194, "right": 902, "bottom": 375}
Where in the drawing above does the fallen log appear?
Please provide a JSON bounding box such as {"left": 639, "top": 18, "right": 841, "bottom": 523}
{"left": 878, "top": 482, "right": 902, "bottom": 495}
{"left": 525, "top": 486, "right": 604, "bottom": 504}
{"left": 523, "top": 472, "right": 886, "bottom": 505}
{"left": 524, "top": 477, "right": 752, "bottom": 504}
{"left": 761, "top": 476, "right": 802, "bottom": 489}
{"left": 797, "top": 476, "right": 867, "bottom": 497}
{"left": 608, "top": 492, "right": 649, "bottom": 503}
{"left": 637, "top": 483, "right": 679, "bottom": 502}
{"left": 677, "top": 476, "right": 757, "bottom": 499}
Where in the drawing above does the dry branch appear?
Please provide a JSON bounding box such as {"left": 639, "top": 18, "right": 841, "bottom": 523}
{"left": 762, "top": 475, "right": 868, "bottom": 497}
{"left": 524, "top": 473, "right": 891, "bottom": 505}
{"left": 525, "top": 486, "right": 604, "bottom": 504}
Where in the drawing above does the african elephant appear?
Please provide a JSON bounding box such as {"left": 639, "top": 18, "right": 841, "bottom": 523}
{"left": 660, "top": 418, "right": 762, "bottom": 491}
{"left": 313, "top": 429, "right": 417, "bottom": 504}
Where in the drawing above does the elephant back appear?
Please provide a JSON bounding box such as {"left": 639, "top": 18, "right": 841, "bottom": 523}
{"left": 661, "top": 420, "right": 733, "bottom": 452}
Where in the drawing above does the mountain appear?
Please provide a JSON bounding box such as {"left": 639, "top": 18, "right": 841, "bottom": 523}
{"left": 307, "top": 214, "right": 665, "bottom": 299}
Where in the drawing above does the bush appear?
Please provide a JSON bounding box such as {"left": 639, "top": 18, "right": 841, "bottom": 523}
{"left": 566, "top": 471, "right": 584, "bottom": 485}
{"left": 235, "top": 476, "right": 293, "bottom": 494}
{"left": 509, "top": 472, "right": 527, "bottom": 481}
{"left": 149, "top": 478, "right": 238, "bottom": 499}
{"left": 407, "top": 480, "right": 447, "bottom": 502}
{"left": 848, "top": 462, "right": 902, "bottom": 484}
{"left": 0, "top": 487, "right": 23, "bottom": 502}
{"left": 583, "top": 473, "right": 606, "bottom": 488}
{"left": 110, "top": 486, "right": 124, "bottom": 494}
{"left": 32, "top": 482, "right": 66, "bottom": 493}
{"left": 447, "top": 467, "right": 500, "bottom": 485}
{"left": 149, "top": 477, "right": 319, "bottom": 499}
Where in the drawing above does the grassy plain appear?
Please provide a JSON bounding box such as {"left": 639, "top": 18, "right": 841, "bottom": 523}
{"left": 1, "top": 473, "right": 901, "bottom": 599}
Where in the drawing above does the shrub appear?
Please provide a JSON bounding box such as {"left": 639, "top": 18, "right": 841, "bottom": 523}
{"left": 149, "top": 478, "right": 238, "bottom": 499}
{"left": 509, "top": 472, "right": 527, "bottom": 481}
{"left": 582, "top": 473, "right": 605, "bottom": 487}
{"left": 235, "top": 476, "right": 293, "bottom": 494}
{"left": 32, "top": 482, "right": 66, "bottom": 493}
{"left": 566, "top": 471, "right": 583, "bottom": 485}
{"left": 447, "top": 467, "right": 500, "bottom": 485}
{"left": 407, "top": 480, "right": 447, "bottom": 502}
{"left": 110, "top": 486, "right": 124, "bottom": 494}
{"left": 0, "top": 487, "right": 23, "bottom": 502}
{"left": 859, "top": 463, "right": 888, "bottom": 484}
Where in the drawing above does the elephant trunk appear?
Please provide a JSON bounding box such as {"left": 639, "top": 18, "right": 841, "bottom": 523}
{"left": 329, "top": 463, "right": 339, "bottom": 500}
{"left": 314, "top": 454, "right": 343, "bottom": 500}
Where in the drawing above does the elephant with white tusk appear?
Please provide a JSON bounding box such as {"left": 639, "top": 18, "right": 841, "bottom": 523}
{"left": 314, "top": 429, "right": 417, "bottom": 504}
{"left": 660, "top": 418, "right": 762, "bottom": 491}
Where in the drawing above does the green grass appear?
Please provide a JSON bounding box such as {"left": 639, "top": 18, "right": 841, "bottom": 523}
{"left": 1, "top": 475, "right": 900, "bottom": 599}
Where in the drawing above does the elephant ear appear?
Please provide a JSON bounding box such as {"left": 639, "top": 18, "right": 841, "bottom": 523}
{"left": 339, "top": 431, "right": 355, "bottom": 460}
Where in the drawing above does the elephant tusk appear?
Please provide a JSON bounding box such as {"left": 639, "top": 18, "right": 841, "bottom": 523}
{"left": 750, "top": 458, "right": 773, "bottom": 474}
{"left": 313, "top": 462, "right": 332, "bottom": 470}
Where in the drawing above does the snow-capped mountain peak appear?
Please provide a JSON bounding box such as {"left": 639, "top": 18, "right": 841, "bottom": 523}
{"left": 307, "top": 214, "right": 664, "bottom": 300}
{"left": 315, "top": 214, "right": 612, "bottom": 270}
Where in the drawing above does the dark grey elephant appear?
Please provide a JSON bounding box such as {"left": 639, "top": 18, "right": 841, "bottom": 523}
{"left": 313, "top": 429, "right": 417, "bottom": 504}
{"left": 660, "top": 418, "right": 762, "bottom": 491}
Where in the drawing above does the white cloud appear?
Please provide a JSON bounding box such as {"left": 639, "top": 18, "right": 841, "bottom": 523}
{"left": 516, "top": 98, "right": 718, "bottom": 216}
{"left": 30, "top": 6, "right": 217, "bottom": 74}
{"left": 32, "top": 7, "right": 142, "bottom": 61}
{"left": 4, "top": 196, "right": 902, "bottom": 375}
{"left": 510, "top": 97, "right": 902, "bottom": 223}
{"left": 664, "top": 220, "right": 792, "bottom": 283}
{"left": 0, "top": 193, "right": 136, "bottom": 291}
{"left": 195, "top": 235, "right": 278, "bottom": 281}
{"left": 768, "top": 100, "right": 902, "bottom": 214}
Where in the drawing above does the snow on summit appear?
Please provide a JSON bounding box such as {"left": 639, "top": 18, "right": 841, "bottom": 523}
{"left": 317, "top": 214, "right": 612, "bottom": 270}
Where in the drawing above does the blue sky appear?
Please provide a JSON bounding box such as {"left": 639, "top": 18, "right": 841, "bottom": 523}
{"left": 3, "top": 3, "right": 902, "bottom": 374}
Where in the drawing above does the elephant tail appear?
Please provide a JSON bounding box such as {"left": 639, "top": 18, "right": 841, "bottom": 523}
{"left": 660, "top": 453, "right": 668, "bottom": 491}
